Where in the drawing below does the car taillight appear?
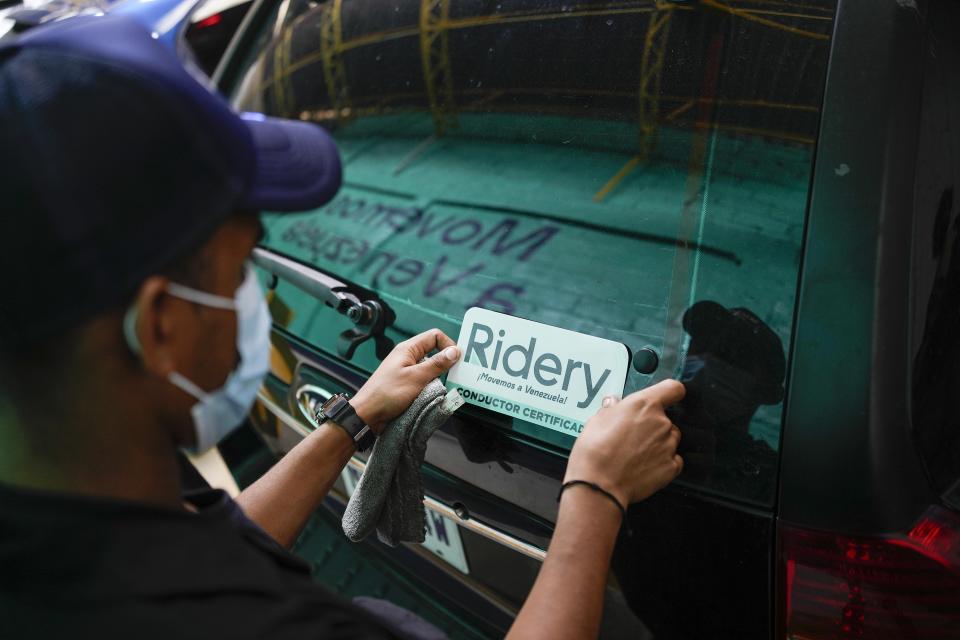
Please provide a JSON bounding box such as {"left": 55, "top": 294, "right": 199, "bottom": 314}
{"left": 194, "top": 13, "right": 222, "bottom": 29}
{"left": 779, "top": 506, "right": 960, "bottom": 639}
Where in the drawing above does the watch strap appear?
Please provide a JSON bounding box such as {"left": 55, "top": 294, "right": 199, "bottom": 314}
{"left": 318, "top": 394, "right": 375, "bottom": 451}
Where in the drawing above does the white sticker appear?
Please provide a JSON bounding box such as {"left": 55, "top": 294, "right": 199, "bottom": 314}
{"left": 446, "top": 308, "right": 629, "bottom": 437}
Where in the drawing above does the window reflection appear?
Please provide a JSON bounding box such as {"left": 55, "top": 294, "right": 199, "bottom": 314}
{"left": 233, "top": 0, "right": 835, "bottom": 505}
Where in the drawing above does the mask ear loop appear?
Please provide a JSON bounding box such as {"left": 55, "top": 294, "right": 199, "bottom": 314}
{"left": 124, "top": 276, "right": 237, "bottom": 357}
{"left": 126, "top": 277, "right": 246, "bottom": 408}
{"left": 162, "top": 281, "right": 242, "bottom": 401}
{"left": 166, "top": 283, "right": 237, "bottom": 310}
{"left": 123, "top": 304, "right": 143, "bottom": 356}
{"left": 123, "top": 304, "right": 205, "bottom": 398}
{"left": 167, "top": 371, "right": 210, "bottom": 401}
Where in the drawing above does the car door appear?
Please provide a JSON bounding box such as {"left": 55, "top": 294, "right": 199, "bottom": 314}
{"left": 216, "top": 1, "right": 837, "bottom": 636}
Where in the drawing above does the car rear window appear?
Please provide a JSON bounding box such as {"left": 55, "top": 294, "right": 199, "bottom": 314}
{"left": 229, "top": 0, "right": 835, "bottom": 506}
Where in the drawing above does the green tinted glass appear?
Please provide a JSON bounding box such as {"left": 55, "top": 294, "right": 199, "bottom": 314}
{"left": 232, "top": 0, "right": 835, "bottom": 505}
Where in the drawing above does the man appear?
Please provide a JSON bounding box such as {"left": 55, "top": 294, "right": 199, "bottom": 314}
{"left": 0, "top": 15, "right": 684, "bottom": 640}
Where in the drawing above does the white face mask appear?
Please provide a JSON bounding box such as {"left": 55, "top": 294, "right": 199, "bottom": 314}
{"left": 124, "top": 264, "right": 272, "bottom": 453}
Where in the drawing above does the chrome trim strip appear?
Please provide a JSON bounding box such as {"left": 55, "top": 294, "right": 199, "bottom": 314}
{"left": 257, "top": 390, "right": 313, "bottom": 439}
{"left": 256, "top": 391, "right": 548, "bottom": 562}
{"left": 344, "top": 457, "right": 548, "bottom": 563}
{"left": 293, "top": 383, "right": 334, "bottom": 428}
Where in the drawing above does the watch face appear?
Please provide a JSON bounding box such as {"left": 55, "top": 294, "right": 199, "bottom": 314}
{"left": 321, "top": 394, "right": 348, "bottom": 417}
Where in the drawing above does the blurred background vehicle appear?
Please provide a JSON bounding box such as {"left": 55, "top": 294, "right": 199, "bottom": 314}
{"left": 0, "top": 0, "right": 251, "bottom": 77}
{"left": 181, "top": 0, "right": 251, "bottom": 75}
{"left": 0, "top": 0, "right": 107, "bottom": 38}
{"left": 0, "top": 1, "right": 20, "bottom": 39}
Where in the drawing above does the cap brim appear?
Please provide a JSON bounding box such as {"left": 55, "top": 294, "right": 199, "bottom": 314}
{"left": 240, "top": 114, "right": 342, "bottom": 212}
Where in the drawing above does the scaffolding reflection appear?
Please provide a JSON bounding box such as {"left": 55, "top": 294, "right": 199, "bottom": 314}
{"left": 252, "top": 0, "right": 831, "bottom": 154}
{"left": 240, "top": 0, "right": 834, "bottom": 208}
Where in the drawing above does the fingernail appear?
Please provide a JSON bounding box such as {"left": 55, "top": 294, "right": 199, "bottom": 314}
{"left": 602, "top": 396, "right": 614, "bottom": 408}
{"left": 444, "top": 346, "right": 460, "bottom": 361}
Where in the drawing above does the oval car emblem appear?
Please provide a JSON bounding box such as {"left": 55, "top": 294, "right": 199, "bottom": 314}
{"left": 294, "top": 384, "right": 333, "bottom": 428}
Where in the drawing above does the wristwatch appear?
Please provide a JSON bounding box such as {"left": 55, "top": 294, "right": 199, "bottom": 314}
{"left": 317, "top": 393, "right": 376, "bottom": 451}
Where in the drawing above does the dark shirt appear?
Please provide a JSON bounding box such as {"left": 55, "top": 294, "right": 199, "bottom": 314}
{"left": 0, "top": 483, "right": 401, "bottom": 640}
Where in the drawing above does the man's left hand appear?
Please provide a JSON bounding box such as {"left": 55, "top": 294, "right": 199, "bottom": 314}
{"left": 350, "top": 328, "right": 460, "bottom": 434}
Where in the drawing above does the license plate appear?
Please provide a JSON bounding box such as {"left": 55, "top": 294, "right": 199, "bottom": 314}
{"left": 340, "top": 465, "right": 469, "bottom": 574}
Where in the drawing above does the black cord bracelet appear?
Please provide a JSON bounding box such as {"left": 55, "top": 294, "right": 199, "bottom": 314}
{"left": 557, "top": 480, "right": 628, "bottom": 520}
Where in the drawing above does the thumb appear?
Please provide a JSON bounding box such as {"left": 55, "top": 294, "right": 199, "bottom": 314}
{"left": 417, "top": 345, "right": 460, "bottom": 377}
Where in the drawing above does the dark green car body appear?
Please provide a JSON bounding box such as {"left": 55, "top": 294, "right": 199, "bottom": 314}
{"left": 209, "top": 0, "right": 960, "bottom": 637}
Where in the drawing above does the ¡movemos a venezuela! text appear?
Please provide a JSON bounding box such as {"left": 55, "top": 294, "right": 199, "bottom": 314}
{"left": 476, "top": 371, "right": 570, "bottom": 405}
{"left": 280, "top": 195, "right": 559, "bottom": 315}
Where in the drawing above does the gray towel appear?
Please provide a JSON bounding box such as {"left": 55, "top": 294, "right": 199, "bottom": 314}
{"left": 342, "top": 379, "right": 463, "bottom": 546}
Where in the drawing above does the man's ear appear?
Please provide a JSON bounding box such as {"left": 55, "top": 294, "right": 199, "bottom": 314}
{"left": 133, "top": 276, "right": 182, "bottom": 378}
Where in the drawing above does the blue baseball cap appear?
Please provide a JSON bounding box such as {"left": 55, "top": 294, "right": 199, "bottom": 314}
{"left": 0, "top": 15, "right": 342, "bottom": 349}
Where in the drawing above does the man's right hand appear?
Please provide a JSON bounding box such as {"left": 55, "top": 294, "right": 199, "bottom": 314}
{"left": 507, "top": 380, "right": 686, "bottom": 640}
{"left": 350, "top": 328, "right": 460, "bottom": 434}
{"left": 564, "top": 379, "right": 686, "bottom": 509}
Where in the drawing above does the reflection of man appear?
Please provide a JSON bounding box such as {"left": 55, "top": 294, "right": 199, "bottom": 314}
{"left": 669, "top": 301, "right": 786, "bottom": 496}
{"left": 0, "top": 17, "right": 685, "bottom": 640}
